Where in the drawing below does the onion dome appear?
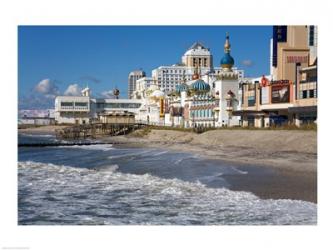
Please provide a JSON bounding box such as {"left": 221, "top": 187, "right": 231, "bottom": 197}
{"left": 175, "top": 83, "right": 189, "bottom": 93}
{"left": 191, "top": 79, "right": 210, "bottom": 92}
{"left": 220, "top": 33, "right": 235, "bottom": 71}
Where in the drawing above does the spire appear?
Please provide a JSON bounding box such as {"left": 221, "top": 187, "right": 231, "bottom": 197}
{"left": 224, "top": 32, "right": 231, "bottom": 53}
{"left": 220, "top": 32, "right": 235, "bottom": 71}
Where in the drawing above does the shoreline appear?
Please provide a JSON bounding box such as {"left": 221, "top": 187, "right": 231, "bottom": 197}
{"left": 18, "top": 126, "right": 317, "bottom": 203}
{"left": 98, "top": 130, "right": 317, "bottom": 203}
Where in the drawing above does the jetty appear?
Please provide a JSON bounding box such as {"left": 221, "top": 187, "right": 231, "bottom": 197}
{"left": 54, "top": 123, "right": 147, "bottom": 140}
{"left": 18, "top": 141, "right": 117, "bottom": 148}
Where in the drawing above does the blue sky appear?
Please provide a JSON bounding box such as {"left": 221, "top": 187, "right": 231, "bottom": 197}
{"left": 18, "top": 26, "right": 272, "bottom": 109}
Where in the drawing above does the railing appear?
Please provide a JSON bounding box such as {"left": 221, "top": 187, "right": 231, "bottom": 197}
{"left": 59, "top": 106, "right": 89, "bottom": 111}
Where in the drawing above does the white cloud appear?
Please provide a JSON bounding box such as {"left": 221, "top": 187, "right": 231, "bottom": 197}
{"left": 34, "top": 79, "right": 59, "bottom": 98}
{"left": 241, "top": 59, "right": 254, "bottom": 67}
{"left": 100, "top": 90, "right": 115, "bottom": 98}
{"left": 64, "top": 84, "right": 82, "bottom": 96}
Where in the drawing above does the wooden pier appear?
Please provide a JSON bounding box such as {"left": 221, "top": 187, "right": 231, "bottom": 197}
{"left": 55, "top": 123, "right": 146, "bottom": 140}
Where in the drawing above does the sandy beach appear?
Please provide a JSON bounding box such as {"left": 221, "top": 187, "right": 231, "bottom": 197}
{"left": 18, "top": 126, "right": 317, "bottom": 203}
{"left": 102, "top": 128, "right": 317, "bottom": 203}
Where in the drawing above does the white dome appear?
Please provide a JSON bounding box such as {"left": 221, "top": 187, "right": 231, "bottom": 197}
{"left": 183, "top": 42, "right": 211, "bottom": 56}
{"left": 151, "top": 90, "right": 165, "bottom": 98}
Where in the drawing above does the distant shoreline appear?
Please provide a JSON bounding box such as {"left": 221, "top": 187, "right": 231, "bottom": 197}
{"left": 18, "top": 126, "right": 317, "bottom": 203}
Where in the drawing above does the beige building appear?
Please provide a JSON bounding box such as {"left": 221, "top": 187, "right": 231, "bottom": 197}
{"left": 271, "top": 26, "right": 310, "bottom": 82}
{"left": 236, "top": 25, "right": 317, "bottom": 127}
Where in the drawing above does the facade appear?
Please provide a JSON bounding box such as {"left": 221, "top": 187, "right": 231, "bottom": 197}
{"left": 128, "top": 70, "right": 145, "bottom": 99}
{"left": 270, "top": 25, "right": 317, "bottom": 82}
{"left": 55, "top": 88, "right": 144, "bottom": 124}
{"left": 54, "top": 96, "right": 91, "bottom": 124}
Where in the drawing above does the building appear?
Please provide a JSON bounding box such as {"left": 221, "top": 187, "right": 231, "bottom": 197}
{"left": 132, "top": 76, "right": 155, "bottom": 99}
{"left": 270, "top": 25, "right": 317, "bottom": 82}
{"left": 150, "top": 42, "right": 244, "bottom": 93}
{"left": 54, "top": 95, "right": 91, "bottom": 124}
{"left": 128, "top": 70, "right": 145, "bottom": 99}
{"left": 165, "top": 34, "right": 241, "bottom": 128}
{"left": 55, "top": 88, "right": 144, "bottom": 124}
{"left": 236, "top": 25, "right": 317, "bottom": 127}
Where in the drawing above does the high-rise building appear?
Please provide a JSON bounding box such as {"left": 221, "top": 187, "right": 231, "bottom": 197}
{"left": 128, "top": 70, "right": 145, "bottom": 98}
{"left": 308, "top": 25, "right": 318, "bottom": 65}
{"left": 270, "top": 25, "right": 317, "bottom": 82}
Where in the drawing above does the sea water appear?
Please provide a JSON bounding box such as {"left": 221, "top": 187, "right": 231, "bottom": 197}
{"left": 18, "top": 133, "right": 317, "bottom": 225}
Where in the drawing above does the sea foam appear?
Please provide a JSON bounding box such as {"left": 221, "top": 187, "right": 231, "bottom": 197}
{"left": 18, "top": 161, "right": 317, "bottom": 225}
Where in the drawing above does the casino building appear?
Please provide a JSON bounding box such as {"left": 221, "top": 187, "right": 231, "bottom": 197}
{"left": 131, "top": 41, "right": 244, "bottom": 95}
{"left": 164, "top": 33, "right": 241, "bottom": 128}
{"left": 235, "top": 25, "right": 317, "bottom": 127}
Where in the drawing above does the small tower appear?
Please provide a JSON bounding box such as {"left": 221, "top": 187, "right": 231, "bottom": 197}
{"left": 220, "top": 33, "right": 235, "bottom": 72}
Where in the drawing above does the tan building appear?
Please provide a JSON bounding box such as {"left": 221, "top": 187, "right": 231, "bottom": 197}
{"left": 236, "top": 25, "right": 317, "bottom": 128}
{"left": 271, "top": 26, "right": 310, "bottom": 82}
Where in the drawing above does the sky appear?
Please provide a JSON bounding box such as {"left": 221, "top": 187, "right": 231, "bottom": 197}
{"left": 18, "top": 26, "right": 272, "bottom": 110}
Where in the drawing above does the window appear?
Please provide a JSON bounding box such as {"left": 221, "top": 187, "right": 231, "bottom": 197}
{"left": 75, "top": 102, "right": 88, "bottom": 107}
{"left": 302, "top": 90, "right": 308, "bottom": 99}
{"left": 309, "top": 89, "right": 314, "bottom": 98}
{"left": 61, "top": 102, "right": 73, "bottom": 107}
{"left": 103, "top": 103, "right": 142, "bottom": 109}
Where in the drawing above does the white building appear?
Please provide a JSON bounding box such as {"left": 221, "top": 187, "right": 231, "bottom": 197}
{"left": 128, "top": 70, "right": 145, "bottom": 99}
{"left": 55, "top": 95, "right": 91, "bottom": 124}
{"left": 165, "top": 34, "right": 242, "bottom": 128}
{"left": 132, "top": 76, "right": 154, "bottom": 99}
{"left": 149, "top": 42, "right": 244, "bottom": 93}
{"left": 55, "top": 88, "right": 144, "bottom": 124}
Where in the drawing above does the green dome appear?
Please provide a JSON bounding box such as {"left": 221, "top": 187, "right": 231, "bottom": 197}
{"left": 191, "top": 79, "right": 210, "bottom": 92}
{"left": 175, "top": 83, "right": 189, "bottom": 93}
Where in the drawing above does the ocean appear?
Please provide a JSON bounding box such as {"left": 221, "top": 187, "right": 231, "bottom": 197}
{"left": 18, "top": 133, "right": 317, "bottom": 225}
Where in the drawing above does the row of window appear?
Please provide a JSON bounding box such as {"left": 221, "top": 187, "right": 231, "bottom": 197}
{"left": 60, "top": 102, "right": 88, "bottom": 107}
{"left": 300, "top": 89, "right": 317, "bottom": 99}
{"left": 309, "top": 25, "right": 315, "bottom": 46}
{"left": 96, "top": 103, "right": 142, "bottom": 109}
{"left": 191, "top": 109, "right": 214, "bottom": 118}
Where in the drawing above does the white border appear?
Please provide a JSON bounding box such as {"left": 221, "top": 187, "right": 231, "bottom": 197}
{"left": 1, "top": 0, "right": 332, "bottom": 249}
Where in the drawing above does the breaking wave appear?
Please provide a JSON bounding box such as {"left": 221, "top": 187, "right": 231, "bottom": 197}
{"left": 18, "top": 161, "right": 317, "bottom": 225}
